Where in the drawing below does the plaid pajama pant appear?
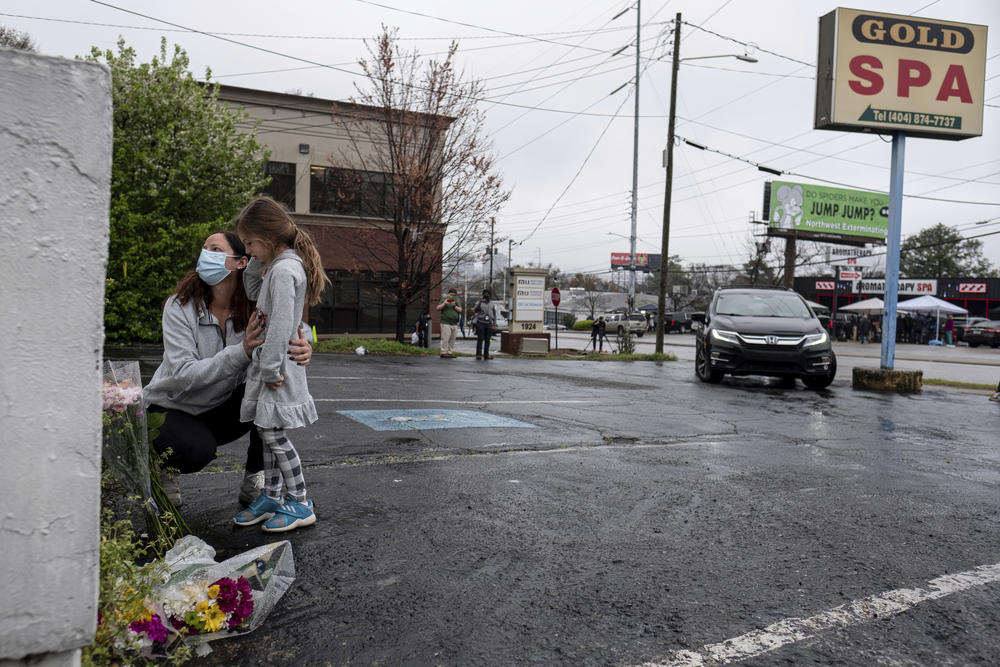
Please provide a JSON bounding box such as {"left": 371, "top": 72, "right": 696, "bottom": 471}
{"left": 259, "top": 427, "right": 307, "bottom": 503}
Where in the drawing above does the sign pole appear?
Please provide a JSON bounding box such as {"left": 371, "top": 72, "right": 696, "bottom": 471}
{"left": 880, "top": 131, "right": 906, "bottom": 370}
{"left": 550, "top": 287, "right": 561, "bottom": 351}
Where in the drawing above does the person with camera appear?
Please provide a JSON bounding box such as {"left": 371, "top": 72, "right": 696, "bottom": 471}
{"left": 590, "top": 315, "right": 607, "bottom": 352}
{"left": 472, "top": 289, "right": 499, "bottom": 360}
{"left": 437, "top": 287, "right": 463, "bottom": 358}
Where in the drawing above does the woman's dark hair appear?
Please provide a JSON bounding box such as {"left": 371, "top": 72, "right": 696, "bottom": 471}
{"left": 170, "top": 230, "right": 252, "bottom": 332}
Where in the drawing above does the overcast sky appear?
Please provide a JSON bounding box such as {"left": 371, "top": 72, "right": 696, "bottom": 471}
{"left": 5, "top": 0, "right": 998, "bottom": 278}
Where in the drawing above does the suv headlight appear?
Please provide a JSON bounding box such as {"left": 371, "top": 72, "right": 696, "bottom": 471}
{"left": 803, "top": 331, "right": 829, "bottom": 347}
{"left": 711, "top": 328, "right": 741, "bottom": 344}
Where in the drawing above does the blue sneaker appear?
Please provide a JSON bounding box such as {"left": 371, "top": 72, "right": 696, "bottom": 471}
{"left": 233, "top": 491, "right": 282, "bottom": 526}
{"left": 261, "top": 498, "right": 316, "bottom": 533}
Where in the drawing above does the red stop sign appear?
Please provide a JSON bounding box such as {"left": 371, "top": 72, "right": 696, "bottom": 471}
{"left": 551, "top": 287, "right": 561, "bottom": 306}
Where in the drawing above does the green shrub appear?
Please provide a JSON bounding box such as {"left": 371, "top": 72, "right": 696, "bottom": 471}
{"left": 573, "top": 319, "right": 593, "bottom": 331}
{"left": 561, "top": 312, "right": 577, "bottom": 328}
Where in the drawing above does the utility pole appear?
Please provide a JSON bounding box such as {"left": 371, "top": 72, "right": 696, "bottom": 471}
{"left": 627, "top": 0, "right": 641, "bottom": 315}
{"left": 488, "top": 217, "right": 495, "bottom": 289}
{"left": 783, "top": 235, "right": 796, "bottom": 288}
{"left": 504, "top": 238, "right": 513, "bottom": 306}
{"left": 655, "top": 13, "right": 681, "bottom": 355}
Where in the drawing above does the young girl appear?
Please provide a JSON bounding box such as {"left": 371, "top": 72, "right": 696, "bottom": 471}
{"left": 232, "top": 196, "right": 329, "bottom": 533}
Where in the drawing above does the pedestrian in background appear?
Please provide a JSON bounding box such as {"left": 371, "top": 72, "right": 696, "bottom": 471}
{"left": 590, "top": 316, "right": 607, "bottom": 352}
{"left": 944, "top": 315, "right": 955, "bottom": 346}
{"left": 858, "top": 314, "right": 872, "bottom": 344}
{"left": 436, "top": 288, "right": 462, "bottom": 358}
{"left": 416, "top": 311, "right": 431, "bottom": 348}
{"left": 472, "top": 289, "right": 498, "bottom": 360}
{"left": 990, "top": 380, "right": 1000, "bottom": 403}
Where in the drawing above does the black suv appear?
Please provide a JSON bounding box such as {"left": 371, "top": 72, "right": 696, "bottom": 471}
{"left": 692, "top": 287, "right": 836, "bottom": 389}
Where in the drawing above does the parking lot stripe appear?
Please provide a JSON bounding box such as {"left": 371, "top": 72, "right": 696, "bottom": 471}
{"left": 309, "top": 376, "right": 482, "bottom": 382}
{"left": 643, "top": 562, "right": 1000, "bottom": 666}
{"left": 315, "top": 398, "right": 597, "bottom": 404}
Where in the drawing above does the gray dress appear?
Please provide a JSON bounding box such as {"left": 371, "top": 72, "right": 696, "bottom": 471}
{"left": 240, "top": 251, "right": 318, "bottom": 429}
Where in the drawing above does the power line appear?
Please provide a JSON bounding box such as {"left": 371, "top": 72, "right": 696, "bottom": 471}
{"left": 0, "top": 10, "right": 647, "bottom": 42}
{"left": 87, "top": 0, "right": 671, "bottom": 119}
{"left": 354, "top": 0, "right": 641, "bottom": 55}
{"left": 680, "top": 19, "right": 814, "bottom": 67}
{"left": 519, "top": 88, "right": 635, "bottom": 244}
{"left": 674, "top": 134, "right": 1000, "bottom": 206}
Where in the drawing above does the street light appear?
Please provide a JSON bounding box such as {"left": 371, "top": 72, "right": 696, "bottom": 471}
{"left": 654, "top": 12, "right": 757, "bottom": 354}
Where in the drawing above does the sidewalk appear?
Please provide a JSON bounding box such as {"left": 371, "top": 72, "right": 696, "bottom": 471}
{"left": 831, "top": 339, "right": 1000, "bottom": 367}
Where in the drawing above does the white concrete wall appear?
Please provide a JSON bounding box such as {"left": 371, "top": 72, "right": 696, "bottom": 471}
{"left": 0, "top": 49, "right": 111, "bottom": 664}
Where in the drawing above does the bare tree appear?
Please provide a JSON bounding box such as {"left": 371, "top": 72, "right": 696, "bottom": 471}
{"left": 330, "top": 27, "right": 509, "bottom": 341}
{"left": 0, "top": 24, "right": 37, "bottom": 51}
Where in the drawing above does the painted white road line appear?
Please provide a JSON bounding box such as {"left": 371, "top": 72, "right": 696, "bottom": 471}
{"left": 643, "top": 562, "right": 1000, "bottom": 667}
{"left": 315, "top": 398, "right": 597, "bottom": 404}
{"left": 309, "top": 376, "right": 481, "bottom": 382}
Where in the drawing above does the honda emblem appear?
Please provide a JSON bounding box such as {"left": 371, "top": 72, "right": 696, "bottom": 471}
{"left": 765, "top": 335, "right": 778, "bottom": 345}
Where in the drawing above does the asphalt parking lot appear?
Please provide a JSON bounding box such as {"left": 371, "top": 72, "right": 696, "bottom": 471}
{"left": 143, "top": 346, "right": 1000, "bottom": 666}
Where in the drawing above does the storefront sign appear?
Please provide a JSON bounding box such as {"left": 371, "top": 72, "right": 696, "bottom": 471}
{"left": 958, "top": 282, "right": 985, "bottom": 293}
{"left": 815, "top": 8, "right": 987, "bottom": 140}
{"left": 857, "top": 278, "right": 937, "bottom": 295}
{"left": 511, "top": 272, "right": 545, "bottom": 322}
{"left": 829, "top": 246, "right": 880, "bottom": 267}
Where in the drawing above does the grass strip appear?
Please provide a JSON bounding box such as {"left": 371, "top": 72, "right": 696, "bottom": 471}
{"left": 315, "top": 337, "right": 437, "bottom": 356}
{"left": 923, "top": 378, "right": 995, "bottom": 391}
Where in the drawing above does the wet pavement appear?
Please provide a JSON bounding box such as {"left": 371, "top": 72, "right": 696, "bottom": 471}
{"left": 113, "top": 345, "right": 1000, "bottom": 666}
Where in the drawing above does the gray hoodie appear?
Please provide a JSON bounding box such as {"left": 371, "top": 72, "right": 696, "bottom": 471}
{"left": 143, "top": 296, "right": 250, "bottom": 414}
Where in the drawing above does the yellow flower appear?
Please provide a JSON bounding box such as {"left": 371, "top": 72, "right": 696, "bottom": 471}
{"left": 202, "top": 604, "right": 226, "bottom": 632}
{"left": 208, "top": 584, "right": 220, "bottom": 599}
{"left": 136, "top": 600, "right": 154, "bottom": 622}
{"left": 195, "top": 600, "right": 210, "bottom": 613}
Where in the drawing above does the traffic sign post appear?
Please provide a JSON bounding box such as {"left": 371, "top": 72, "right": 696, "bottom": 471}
{"left": 551, "top": 288, "right": 561, "bottom": 350}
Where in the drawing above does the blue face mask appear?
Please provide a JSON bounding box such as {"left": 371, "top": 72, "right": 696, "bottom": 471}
{"left": 196, "top": 249, "right": 236, "bottom": 286}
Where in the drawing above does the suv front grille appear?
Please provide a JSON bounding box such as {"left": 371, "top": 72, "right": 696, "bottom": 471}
{"left": 736, "top": 333, "right": 805, "bottom": 346}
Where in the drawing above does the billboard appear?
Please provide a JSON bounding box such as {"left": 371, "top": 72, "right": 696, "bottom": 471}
{"left": 765, "top": 181, "right": 889, "bottom": 243}
{"left": 815, "top": 8, "right": 987, "bottom": 140}
{"left": 610, "top": 252, "right": 661, "bottom": 272}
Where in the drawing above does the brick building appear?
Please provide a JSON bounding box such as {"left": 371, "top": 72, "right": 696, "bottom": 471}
{"left": 217, "top": 84, "right": 446, "bottom": 335}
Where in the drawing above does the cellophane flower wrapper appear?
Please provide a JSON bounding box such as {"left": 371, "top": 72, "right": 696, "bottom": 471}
{"left": 155, "top": 535, "right": 296, "bottom": 648}
{"left": 102, "top": 360, "right": 155, "bottom": 510}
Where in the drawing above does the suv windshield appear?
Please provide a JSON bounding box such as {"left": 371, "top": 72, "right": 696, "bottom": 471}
{"left": 716, "top": 292, "right": 812, "bottom": 318}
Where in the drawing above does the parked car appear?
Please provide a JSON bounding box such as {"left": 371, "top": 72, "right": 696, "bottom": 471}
{"left": 693, "top": 286, "right": 836, "bottom": 389}
{"left": 662, "top": 311, "right": 695, "bottom": 333}
{"left": 602, "top": 312, "right": 646, "bottom": 337}
{"left": 956, "top": 316, "right": 990, "bottom": 343}
{"left": 963, "top": 320, "right": 1000, "bottom": 348}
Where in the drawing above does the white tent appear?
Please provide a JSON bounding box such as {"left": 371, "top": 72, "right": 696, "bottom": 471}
{"left": 896, "top": 295, "right": 968, "bottom": 315}
{"left": 839, "top": 297, "right": 884, "bottom": 315}
{"left": 896, "top": 295, "right": 967, "bottom": 343}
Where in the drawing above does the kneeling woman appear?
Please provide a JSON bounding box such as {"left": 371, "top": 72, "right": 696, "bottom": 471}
{"left": 144, "top": 231, "right": 312, "bottom": 505}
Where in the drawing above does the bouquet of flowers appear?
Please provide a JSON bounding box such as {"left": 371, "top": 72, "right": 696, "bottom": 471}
{"left": 102, "top": 360, "right": 188, "bottom": 541}
{"left": 102, "top": 360, "right": 154, "bottom": 506}
{"left": 101, "top": 535, "right": 295, "bottom": 659}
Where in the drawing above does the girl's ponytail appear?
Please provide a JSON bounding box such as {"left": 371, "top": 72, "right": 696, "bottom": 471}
{"left": 293, "top": 226, "right": 331, "bottom": 306}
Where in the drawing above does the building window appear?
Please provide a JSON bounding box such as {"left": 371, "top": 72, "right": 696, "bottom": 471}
{"left": 262, "top": 161, "right": 296, "bottom": 210}
{"left": 310, "top": 270, "right": 429, "bottom": 334}
{"left": 310, "top": 166, "right": 393, "bottom": 218}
